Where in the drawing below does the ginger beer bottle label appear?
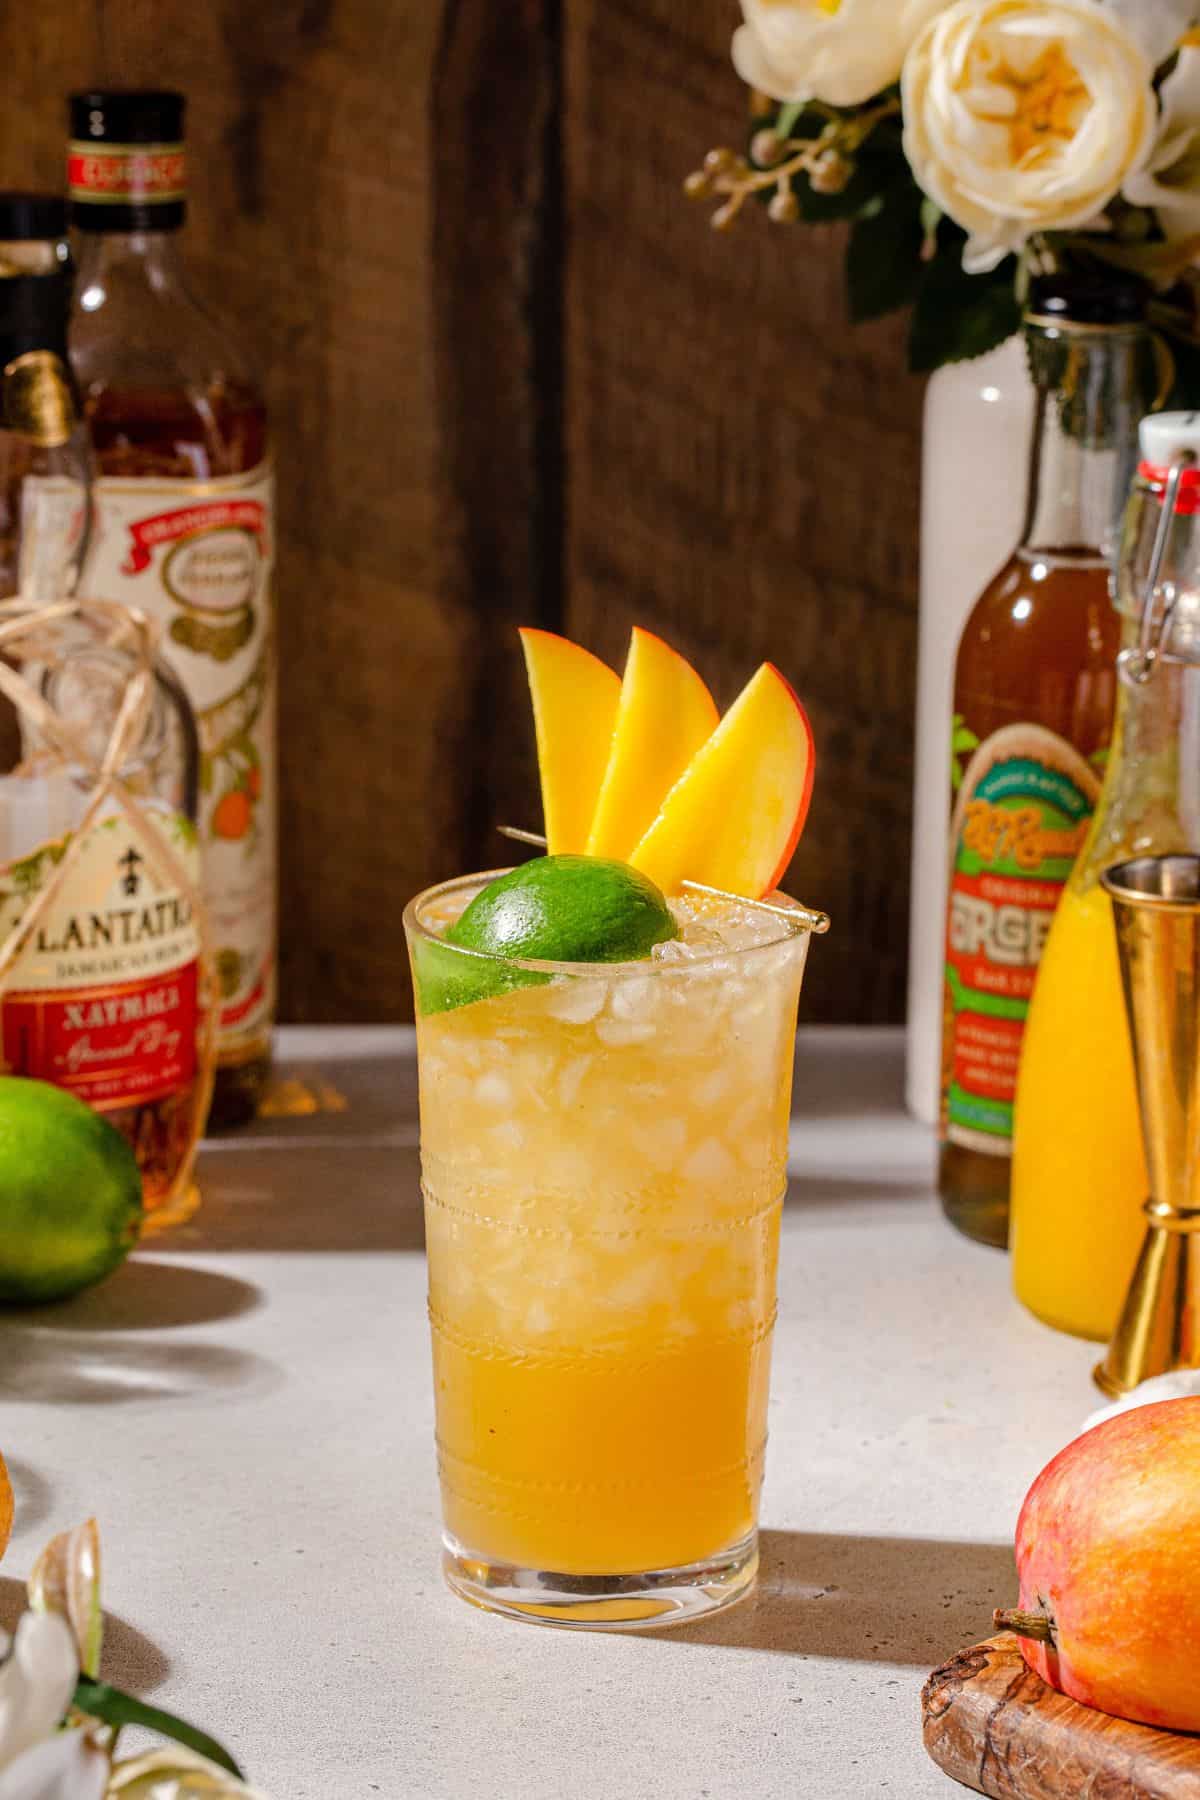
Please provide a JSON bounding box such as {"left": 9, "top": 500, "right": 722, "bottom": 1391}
{"left": 941, "top": 722, "right": 1100, "bottom": 1155}
{"left": 83, "top": 463, "right": 277, "bottom": 1054}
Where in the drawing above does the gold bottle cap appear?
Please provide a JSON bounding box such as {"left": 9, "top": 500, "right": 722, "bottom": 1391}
{"left": 2, "top": 350, "right": 73, "bottom": 449}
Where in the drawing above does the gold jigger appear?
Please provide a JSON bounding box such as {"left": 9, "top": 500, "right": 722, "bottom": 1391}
{"left": 1094, "top": 855, "right": 1200, "bottom": 1397}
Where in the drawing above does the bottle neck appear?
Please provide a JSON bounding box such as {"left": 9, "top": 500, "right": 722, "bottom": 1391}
{"left": 74, "top": 230, "right": 186, "bottom": 302}
{"left": 1020, "top": 328, "right": 1147, "bottom": 562}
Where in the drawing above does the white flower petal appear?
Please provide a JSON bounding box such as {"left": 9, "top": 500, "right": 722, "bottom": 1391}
{"left": 1123, "top": 45, "right": 1200, "bottom": 235}
{"left": 902, "top": 0, "right": 1157, "bottom": 266}
{"left": 732, "top": 0, "right": 954, "bottom": 109}
{"left": 0, "top": 1616, "right": 78, "bottom": 1769}
{"left": 0, "top": 1730, "right": 108, "bottom": 1800}
{"left": 1104, "top": 0, "right": 1197, "bottom": 69}
{"left": 963, "top": 229, "right": 1020, "bottom": 273}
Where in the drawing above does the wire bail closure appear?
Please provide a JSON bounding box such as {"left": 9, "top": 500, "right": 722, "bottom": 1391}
{"left": 1119, "top": 450, "right": 1197, "bottom": 687}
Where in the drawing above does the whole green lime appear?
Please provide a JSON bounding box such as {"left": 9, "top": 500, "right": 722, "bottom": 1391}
{"left": 0, "top": 1079, "right": 143, "bottom": 1306}
{"left": 414, "top": 856, "right": 678, "bottom": 1014}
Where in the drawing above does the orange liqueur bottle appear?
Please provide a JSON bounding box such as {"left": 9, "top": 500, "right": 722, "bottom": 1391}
{"left": 67, "top": 91, "right": 276, "bottom": 1126}
{"left": 940, "top": 278, "right": 1156, "bottom": 1247}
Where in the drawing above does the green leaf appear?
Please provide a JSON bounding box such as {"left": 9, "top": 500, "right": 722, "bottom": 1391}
{"left": 72, "top": 1679, "right": 243, "bottom": 1779}
{"left": 846, "top": 177, "right": 925, "bottom": 323}
{"left": 952, "top": 725, "right": 980, "bottom": 755}
{"left": 909, "top": 238, "right": 1021, "bottom": 373}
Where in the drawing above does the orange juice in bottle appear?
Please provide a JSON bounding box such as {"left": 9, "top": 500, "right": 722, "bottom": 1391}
{"left": 1012, "top": 412, "right": 1200, "bottom": 1339}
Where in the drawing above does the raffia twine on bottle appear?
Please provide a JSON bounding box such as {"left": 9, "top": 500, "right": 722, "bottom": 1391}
{"left": 0, "top": 593, "right": 216, "bottom": 1221}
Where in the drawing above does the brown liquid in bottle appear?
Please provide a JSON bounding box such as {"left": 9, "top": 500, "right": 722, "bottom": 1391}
{"left": 85, "top": 378, "right": 267, "bottom": 480}
{"left": 940, "top": 549, "right": 1117, "bottom": 1246}
{"left": 83, "top": 377, "right": 272, "bottom": 1128}
{"left": 69, "top": 92, "right": 278, "bottom": 1148}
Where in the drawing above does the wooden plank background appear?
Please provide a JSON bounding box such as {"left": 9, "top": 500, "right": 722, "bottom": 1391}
{"left": 0, "top": 0, "right": 925, "bottom": 1025}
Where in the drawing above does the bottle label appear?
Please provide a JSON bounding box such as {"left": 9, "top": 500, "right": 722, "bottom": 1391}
{"left": 942, "top": 723, "right": 1100, "bottom": 1155}
{"left": 19, "top": 473, "right": 88, "bottom": 597}
{"left": 84, "top": 463, "right": 276, "bottom": 1055}
{"left": 0, "top": 808, "right": 200, "bottom": 1199}
{"left": 67, "top": 142, "right": 186, "bottom": 206}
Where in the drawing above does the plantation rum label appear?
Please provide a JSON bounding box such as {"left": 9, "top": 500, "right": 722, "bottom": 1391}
{"left": 0, "top": 806, "right": 200, "bottom": 1207}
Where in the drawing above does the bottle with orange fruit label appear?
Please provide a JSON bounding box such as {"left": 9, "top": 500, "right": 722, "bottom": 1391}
{"left": 938, "top": 277, "right": 1157, "bottom": 1249}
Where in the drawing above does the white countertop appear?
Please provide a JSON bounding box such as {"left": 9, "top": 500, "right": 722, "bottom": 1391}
{"left": 0, "top": 1026, "right": 1101, "bottom": 1799}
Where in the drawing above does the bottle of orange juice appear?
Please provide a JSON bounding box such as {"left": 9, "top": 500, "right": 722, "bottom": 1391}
{"left": 1012, "top": 412, "right": 1200, "bottom": 1340}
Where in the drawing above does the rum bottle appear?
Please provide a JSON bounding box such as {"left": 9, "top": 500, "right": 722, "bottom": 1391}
{"left": 0, "top": 260, "right": 204, "bottom": 1224}
{"left": 67, "top": 89, "right": 275, "bottom": 1128}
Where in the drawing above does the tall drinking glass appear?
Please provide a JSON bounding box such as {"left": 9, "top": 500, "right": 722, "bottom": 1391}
{"left": 404, "top": 873, "right": 815, "bottom": 1628}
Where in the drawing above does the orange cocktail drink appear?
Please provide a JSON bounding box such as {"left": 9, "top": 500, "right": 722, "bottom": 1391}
{"left": 405, "top": 878, "right": 811, "bottom": 1627}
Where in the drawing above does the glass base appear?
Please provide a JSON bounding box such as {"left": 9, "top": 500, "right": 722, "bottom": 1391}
{"left": 938, "top": 1142, "right": 1010, "bottom": 1249}
{"left": 940, "top": 1190, "right": 1009, "bottom": 1249}
{"left": 442, "top": 1530, "right": 758, "bottom": 1630}
{"left": 208, "top": 1045, "right": 273, "bottom": 1131}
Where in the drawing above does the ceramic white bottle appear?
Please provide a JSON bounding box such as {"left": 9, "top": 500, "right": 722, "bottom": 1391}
{"left": 905, "top": 335, "right": 1035, "bottom": 1123}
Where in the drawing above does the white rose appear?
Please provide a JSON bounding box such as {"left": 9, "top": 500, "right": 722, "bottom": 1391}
{"left": 902, "top": 0, "right": 1157, "bottom": 273}
{"left": 732, "top": 0, "right": 954, "bottom": 109}
{"left": 1123, "top": 44, "right": 1200, "bottom": 239}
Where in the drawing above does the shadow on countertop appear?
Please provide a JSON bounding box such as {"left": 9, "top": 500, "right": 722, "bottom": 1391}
{"left": 151, "top": 1046, "right": 426, "bottom": 1254}
{"left": 26, "top": 1259, "right": 263, "bottom": 1332}
{"left": 643, "top": 1529, "right": 1014, "bottom": 1666}
{"left": 784, "top": 1176, "right": 937, "bottom": 1212}
{"left": 0, "top": 1574, "right": 171, "bottom": 1694}
{"left": 0, "top": 1260, "right": 278, "bottom": 1405}
{"left": 1, "top": 1455, "right": 54, "bottom": 1537}
{"left": 0, "top": 1326, "right": 280, "bottom": 1407}
{"left": 170, "top": 1141, "right": 425, "bottom": 1254}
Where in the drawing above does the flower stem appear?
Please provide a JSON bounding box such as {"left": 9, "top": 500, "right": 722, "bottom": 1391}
{"left": 687, "top": 97, "right": 899, "bottom": 227}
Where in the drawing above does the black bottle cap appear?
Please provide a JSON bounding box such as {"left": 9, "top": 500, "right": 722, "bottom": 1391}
{"left": 68, "top": 90, "right": 186, "bottom": 233}
{"left": 1027, "top": 272, "right": 1149, "bottom": 328}
{"left": 0, "top": 192, "right": 69, "bottom": 243}
{"left": 70, "top": 90, "right": 185, "bottom": 145}
{"left": 0, "top": 271, "right": 71, "bottom": 366}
